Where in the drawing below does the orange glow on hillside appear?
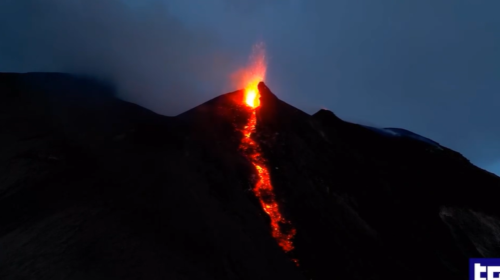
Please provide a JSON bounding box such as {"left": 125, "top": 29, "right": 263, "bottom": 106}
{"left": 234, "top": 42, "right": 298, "bottom": 263}
{"left": 245, "top": 88, "right": 260, "bottom": 108}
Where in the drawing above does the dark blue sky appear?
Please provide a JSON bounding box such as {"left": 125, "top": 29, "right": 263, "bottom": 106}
{"left": 1, "top": 0, "right": 499, "bottom": 174}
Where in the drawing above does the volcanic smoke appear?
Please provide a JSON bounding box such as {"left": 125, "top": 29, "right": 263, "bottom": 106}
{"left": 234, "top": 43, "right": 298, "bottom": 264}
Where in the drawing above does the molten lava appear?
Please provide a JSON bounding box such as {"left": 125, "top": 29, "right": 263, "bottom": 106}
{"left": 234, "top": 43, "right": 297, "bottom": 260}
{"left": 239, "top": 108, "right": 296, "bottom": 253}
{"left": 245, "top": 88, "right": 260, "bottom": 108}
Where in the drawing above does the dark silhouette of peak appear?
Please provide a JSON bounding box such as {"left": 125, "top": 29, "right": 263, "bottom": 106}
{"left": 312, "top": 108, "right": 342, "bottom": 123}
{"left": 1, "top": 72, "right": 499, "bottom": 280}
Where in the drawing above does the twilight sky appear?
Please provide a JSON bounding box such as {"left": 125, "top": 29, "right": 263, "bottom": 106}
{"left": 0, "top": 0, "right": 499, "bottom": 174}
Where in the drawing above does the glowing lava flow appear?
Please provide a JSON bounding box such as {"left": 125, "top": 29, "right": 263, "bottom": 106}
{"left": 239, "top": 101, "right": 297, "bottom": 253}
{"left": 235, "top": 43, "right": 297, "bottom": 261}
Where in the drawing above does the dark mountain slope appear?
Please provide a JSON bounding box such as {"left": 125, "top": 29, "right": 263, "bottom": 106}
{"left": 0, "top": 73, "right": 302, "bottom": 280}
{"left": 0, "top": 72, "right": 499, "bottom": 280}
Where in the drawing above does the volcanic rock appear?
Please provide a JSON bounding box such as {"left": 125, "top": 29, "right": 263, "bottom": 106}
{"left": 1, "top": 72, "right": 499, "bottom": 280}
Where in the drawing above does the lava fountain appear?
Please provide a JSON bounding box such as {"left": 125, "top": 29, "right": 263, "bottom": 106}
{"left": 233, "top": 43, "right": 298, "bottom": 263}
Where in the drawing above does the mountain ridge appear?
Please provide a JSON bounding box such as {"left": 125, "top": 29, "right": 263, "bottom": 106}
{"left": 1, "top": 72, "right": 499, "bottom": 280}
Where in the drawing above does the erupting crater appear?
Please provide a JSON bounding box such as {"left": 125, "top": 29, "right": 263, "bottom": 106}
{"left": 233, "top": 43, "right": 298, "bottom": 265}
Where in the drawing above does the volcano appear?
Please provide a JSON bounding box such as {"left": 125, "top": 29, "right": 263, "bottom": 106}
{"left": 1, "top": 72, "right": 500, "bottom": 280}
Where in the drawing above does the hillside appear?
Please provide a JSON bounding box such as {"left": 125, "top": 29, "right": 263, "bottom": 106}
{"left": 1, "top": 72, "right": 499, "bottom": 279}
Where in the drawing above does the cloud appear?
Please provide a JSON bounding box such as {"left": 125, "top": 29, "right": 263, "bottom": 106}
{"left": 0, "top": 0, "right": 237, "bottom": 115}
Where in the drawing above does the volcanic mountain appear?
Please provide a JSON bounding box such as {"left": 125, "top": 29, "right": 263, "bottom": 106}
{"left": 1, "top": 72, "right": 500, "bottom": 280}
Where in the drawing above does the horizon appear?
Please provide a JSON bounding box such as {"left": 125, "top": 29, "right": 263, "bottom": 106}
{"left": 0, "top": 0, "right": 499, "bottom": 174}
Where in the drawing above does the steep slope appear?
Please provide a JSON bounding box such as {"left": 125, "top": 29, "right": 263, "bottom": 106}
{"left": 0, "top": 73, "right": 303, "bottom": 280}
{"left": 1, "top": 72, "right": 499, "bottom": 280}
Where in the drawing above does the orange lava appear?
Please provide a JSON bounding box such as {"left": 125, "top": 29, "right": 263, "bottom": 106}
{"left": 239, "top": 108, "right": 297, "bottom": 253}
{"left": 234, "top": 43, "right": 297, "bottom": 260}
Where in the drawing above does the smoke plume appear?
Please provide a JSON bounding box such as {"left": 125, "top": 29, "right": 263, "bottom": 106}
{"left": 0, "top": 0, "right": 237, "bottom": 115}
